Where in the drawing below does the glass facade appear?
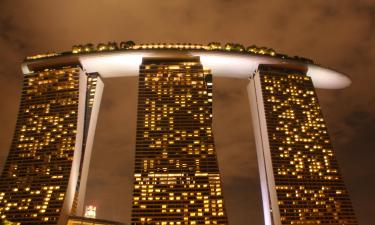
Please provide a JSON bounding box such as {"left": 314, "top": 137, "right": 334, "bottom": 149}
{"left": 257, "top": 65, "right": 358, "bottom": 225}
{"left": 0, "top": 67, "right": 81, "bottom": 223}
{"left": 131, "top": 57, "right": 228, "bottom": 225}
{"left": 0, "top": 66, "right": 102, "bottom": 224}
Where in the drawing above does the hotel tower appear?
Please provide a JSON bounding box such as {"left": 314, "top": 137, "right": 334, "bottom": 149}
{"left": 0, "top": 42, "right": 358, "bottom": 225}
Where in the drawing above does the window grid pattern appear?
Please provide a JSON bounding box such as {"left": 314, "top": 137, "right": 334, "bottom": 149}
{"left": 131, "top": 58, "right": 228, "bottom": 225}
{"left": 0, "top": 67, "right": 81, "bottom": 224}
{"left": 259, "top": 67, "right": 358, "bottom": 225}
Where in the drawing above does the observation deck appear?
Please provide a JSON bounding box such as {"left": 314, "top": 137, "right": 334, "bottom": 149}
{"left": 22, "top": 42, "right": 350, "bottom": 89}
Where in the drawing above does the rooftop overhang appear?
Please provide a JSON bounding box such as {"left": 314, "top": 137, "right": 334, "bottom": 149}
{"left": 22, "top": 50, "right": 351, "bottom": 89}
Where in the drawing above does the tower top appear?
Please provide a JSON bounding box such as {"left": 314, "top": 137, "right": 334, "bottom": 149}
{"left": 25, "top": 41, "right": 312, "bottom": 62}
{"left": 22, "top": 41, "right": 351, "bottom": 89}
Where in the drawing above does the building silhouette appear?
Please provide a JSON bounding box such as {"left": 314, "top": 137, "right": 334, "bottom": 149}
{"left": 0, "top": 42, "right": 358, "bottom": 225}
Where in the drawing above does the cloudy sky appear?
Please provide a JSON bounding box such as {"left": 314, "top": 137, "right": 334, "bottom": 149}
{"left": 0, "top": 1, "right": 374, "bottom": 225}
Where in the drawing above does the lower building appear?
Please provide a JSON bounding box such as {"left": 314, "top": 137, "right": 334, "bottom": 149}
{"left": 67, "top": 216, "right": 126, "bottom": 225}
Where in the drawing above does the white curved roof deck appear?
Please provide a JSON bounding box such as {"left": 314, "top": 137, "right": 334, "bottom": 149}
{"left": 22, "top": 49, "right": 351, "bottom": 89}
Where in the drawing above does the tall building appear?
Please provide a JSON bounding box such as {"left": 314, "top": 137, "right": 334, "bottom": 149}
{"left": 0, "top": 65, "right": 103, "bottom": 224}
{"left": 248, "top": 64, "right": 358, "bottom": 225}
{"left": 0, "top": 42, "right": 358, "bottom": 225}
{"left": 131, "top": 57, "right": 228, "bottom": 224}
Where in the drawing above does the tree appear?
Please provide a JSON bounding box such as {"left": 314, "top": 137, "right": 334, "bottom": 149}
{"left": 120, "top": 40, "right": 136, "bottom": 49}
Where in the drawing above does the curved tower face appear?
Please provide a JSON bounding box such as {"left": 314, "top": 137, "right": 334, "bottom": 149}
{"left": 131, "top": 57, "right": 228, "bottom": 224}
{"left": 0, "top": 42, "right": 359, "bottom": 225}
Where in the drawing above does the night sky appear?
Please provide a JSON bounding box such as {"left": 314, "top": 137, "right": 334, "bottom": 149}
{"left": 0, "top": 1, "right": 374, "bottom": 225}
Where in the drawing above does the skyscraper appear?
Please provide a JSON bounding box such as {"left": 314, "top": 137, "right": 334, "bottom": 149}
{"left": 0, "top": 42, "right": 358, "bottom": 225}
{"left": 131, "top": 57, "right": 227, "bottom": 224}
{"left": 0, "top": 65, "right": 103, "bottom": 224}
{"left": 248, "top": 64, "right": 358, "bottom": 225}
